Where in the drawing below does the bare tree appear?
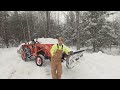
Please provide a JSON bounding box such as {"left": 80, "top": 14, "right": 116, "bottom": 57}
{"left": 26, "top": 12, "right": 31, "bottom": 41}
{"left": 2, "top": 11, "right": 9, "bottom": 48}
{"left": 76, "top": 11, "right": 80, "bottom": 50}
{"left": 46, "top": 11, "right": 50, "bottom": 38}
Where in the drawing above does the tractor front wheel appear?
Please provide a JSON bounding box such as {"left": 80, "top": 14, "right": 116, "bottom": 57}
{"left": 35, "top": 55, "right": 45, "bottom": 66}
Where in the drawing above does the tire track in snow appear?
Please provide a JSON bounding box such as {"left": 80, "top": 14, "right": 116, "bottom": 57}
{"left": 8, "top": 70, "right": 16, "bottom": 79}
{"left": 8, "top": 51, "right": 51, "bottom": 79}
{"left": 6, "top": 49, "right": 23, "bottom": 79}
{"left": 43, "top": 60, "right": 51, "bottom": 79}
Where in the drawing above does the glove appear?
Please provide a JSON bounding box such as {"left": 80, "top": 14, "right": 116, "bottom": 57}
{"left": 69, "top": 51, "right": 74, "bottom": 55}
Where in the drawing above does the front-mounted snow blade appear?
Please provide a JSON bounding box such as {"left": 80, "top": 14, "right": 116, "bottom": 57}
{"left": 66, "top": 50, "right": 85, "bottom": 69}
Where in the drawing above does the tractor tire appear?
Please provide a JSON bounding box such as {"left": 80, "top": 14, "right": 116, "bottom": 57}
{"left": 35, "top": 55, "right": 45, "bottom": 66}
{"left": 22, "top": 52, "right": 27, "bottom": 61}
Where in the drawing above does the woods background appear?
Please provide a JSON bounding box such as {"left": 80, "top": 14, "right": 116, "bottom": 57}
{"left": 0, "top": 11, "right": 120, "bottom": 52}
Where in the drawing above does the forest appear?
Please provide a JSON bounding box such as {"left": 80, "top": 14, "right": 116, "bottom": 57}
{"left": 0, "top": 11, "right": 120, "bottom": 52}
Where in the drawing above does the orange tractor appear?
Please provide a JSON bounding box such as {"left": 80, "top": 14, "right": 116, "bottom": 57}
{"left": 21, "top": 42, "right": 53, "bottom": 66}
{"left": 20, "top": 40, "right": 84, "bottom": 68}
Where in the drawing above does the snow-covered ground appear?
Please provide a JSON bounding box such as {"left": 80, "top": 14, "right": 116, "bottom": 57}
{"left": 1, "top": 47, "right": 120, "bottom": 79}
{"left": 1, "top": 38, "right": 120, "bottom": 79}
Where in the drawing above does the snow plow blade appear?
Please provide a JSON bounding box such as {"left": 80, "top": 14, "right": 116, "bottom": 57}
{"left": 66, "top": 50, "right": 85, "bottom": 69}
{"left": 72, "top": 50, "right": 85, "bottom": 55}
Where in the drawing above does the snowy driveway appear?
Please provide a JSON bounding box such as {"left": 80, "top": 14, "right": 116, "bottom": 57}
{"left": 0, "top": 48, "right": 120, "bottom": 79}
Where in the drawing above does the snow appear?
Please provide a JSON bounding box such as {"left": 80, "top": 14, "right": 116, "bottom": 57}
{"left": 17, "top": 38, "right": 58, "bottom": 51}
{"left": 34, "top": 38, "right": 58, "bottom": 44}
{"left": 1, "top": 38, "right": 120, "bottom": 79}
{"left": 0, "top": 47, "right": 51, "bottom": 79}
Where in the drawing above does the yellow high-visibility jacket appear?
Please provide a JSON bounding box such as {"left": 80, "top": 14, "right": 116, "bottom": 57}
{"left": 50, "top": 44, "right": 70, "bottom": 57}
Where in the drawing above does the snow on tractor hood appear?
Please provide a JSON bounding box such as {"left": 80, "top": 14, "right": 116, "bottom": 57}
{"left": 37, "top": 38, "right": 58, "bottom": 44}
{"left": 17, "top": 38, "right": 58, "bottom": 50}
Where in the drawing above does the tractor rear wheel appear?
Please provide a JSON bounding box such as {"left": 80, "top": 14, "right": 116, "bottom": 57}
{"left": 22, "top": 52, "right": 27, "bottom": 61}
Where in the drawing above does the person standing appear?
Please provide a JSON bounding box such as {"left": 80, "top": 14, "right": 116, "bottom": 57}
{"left": 50, "top": 37, "right": 70, "bottom": 79}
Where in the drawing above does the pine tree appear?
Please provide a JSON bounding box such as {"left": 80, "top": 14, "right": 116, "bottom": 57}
{"left": 85, "top": 11, "right": 115, "bottom": 52}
